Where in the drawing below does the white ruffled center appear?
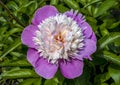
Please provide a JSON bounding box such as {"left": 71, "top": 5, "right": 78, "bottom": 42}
{"left": 33, "top": 14, "right": 84, "bottom": 63}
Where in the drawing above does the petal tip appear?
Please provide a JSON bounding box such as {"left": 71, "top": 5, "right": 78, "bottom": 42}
{"left": 60, "top": 59, "right": 84, "bottom": 79}
{"left": 32, "top": 5, "right": 58, "bottom": 25}
{"left": 35, "top": 58, "right": 58, "bottom": 79}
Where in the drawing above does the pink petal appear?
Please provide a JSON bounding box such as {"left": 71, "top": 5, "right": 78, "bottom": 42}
{"left": 21, "top": 25, "right": 38, "bottom": 49}
{"left": 32, "top": 5, "right": 58, "bottom": 25}
{"left": 65, "top": 10, "right": 77, "bottom": 19}
{"left": 84, "top": 55, "right": 92, "bottom": 60}
{"left": 77, "top": 39, "right": 96, "bottom": 60}
{"left": 60, "top": 59, "right": 84, "bottom": 79}
{"left": 90, "top": 32, "right": 97, "bottom": 42}
{"left": 27, "top": 48, "right": 39, "bottom": 67}
{"left": 81, "top": 22, "right": 93, "bottom": 38}
{"left": 35, "top": 58, "right": 58, "bottom": 79}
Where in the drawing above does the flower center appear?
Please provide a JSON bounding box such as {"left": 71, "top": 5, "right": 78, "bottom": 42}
{"left": 33, "top": 14, "right": 84, "bottom": 63}
{"left": 54, "top": 31, "right": 65, "bottom": 43}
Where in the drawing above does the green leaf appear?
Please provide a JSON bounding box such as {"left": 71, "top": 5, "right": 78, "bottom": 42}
{"left": 0, "top": 38, "right": 21, "bottom": 58}
{"left": 63, "top": 0, "right": 80, "bottom": 10}
{"left": 83, "top": 0, "right": 100, "bottom": 8}
{"left": 110, "top": 83, "right": 116, "bottom": 85}
{"left": 23, "top": 1, "right": 35, "bottom": 8}
{"left": 99, "top": 22, "right": 109, "bottom": 36}
{"left": 95, "top": 0, "right": 116, "bottom": 17}
{"left": 19, "top": 78, "right": 36, "bottom": 85}
{"left": 102, "top": 51, "right": 120, "bottom": 66}
{"left": 86, "top": 17, "right": 98, "bottom": 32}
{"left": 108, "top": 42, "right": 120, "bottom": 54}
{"left": 76, "top": 0, "right": 86, "bottom": 5}
{"left": 6, "top": 1, "right": 18, "bottom": 11}
{"left": 100, "top": 72, "right": 110, "bottom": 83}
{"left": 0, "top": 26, "right": 8, "bottom": 36}
{"left": 92, "top": 56, "right": 107, "bottom": 65}
{"left": 3, "top": 28, "right": 22, "bottom": 41}
{"left": 18, "top": 0, "right": 29, "bottom": 6}
{"left": 109, "top": 21, "right": 120, "bottom": 29}
{"left": 108, "top": 65, "right": 120, "bottom": 85}
{"left": 50, "top": 0, "right": 59, "bottom": 5}
{"left": 55, "top": 71, "right": 65, "bottom": 85}
{"left": 63, "top": 79, "right": 75, "bottom": 85}
{"left": 19, "top": 78, "right": 41, "bottom": 85}
{"left": 0, "top": 59, "right": 31, "bottom": 67}
{"left": 98, "top": 32, "right": 120, "bottom": 49}
{"left": 44, "top": 78, "right": 59, "bottom": 85}
{"left": 0, "top": 16, "right": 6, "bottom": 23}
{"left": 33, "top": 78, "right": 42, "bottom": 85}
{"left": 7, "top": 28, "right": 22, "bottom": 35}
{"left": 101, "top": 83, "right": 109, "bottom": 85}
{"left": 56, "top": 4, "right": 69, "bottom": 13}
{"left": 74, "top": 65, "right": 92, "bottom": 85}
{"left": 1, "top": 69, "right": 39, "bottom": 79}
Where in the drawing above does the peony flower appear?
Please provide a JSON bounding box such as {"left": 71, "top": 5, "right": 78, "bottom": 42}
{"left": 21, "top": 5, "right": 97, "bottom": 79}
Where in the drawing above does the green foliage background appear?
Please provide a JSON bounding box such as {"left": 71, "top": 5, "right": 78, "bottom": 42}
{"left": 0, "top": 0, "right": 120, "bottom": 85}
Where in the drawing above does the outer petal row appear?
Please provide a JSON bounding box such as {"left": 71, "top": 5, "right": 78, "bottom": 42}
{"left": 32, "top": 5, "right": 58, "bottom": 25}
{"left": 27, "top": 48, "right": 58, "bottom": 79}
{"left": 27, "top": 48, "right": 84, "bottom": 79}
{"left": 77, "top": 39, "right": 96, "bottom": 60}
{"left": 21, "top": 25, "right": 38, "bottom": 49}
{"left": 59, "top": 59, "right": 84, "bottom": 79}
{"left": 27, "top": 48, "right": 39, "bottom": 67}
{"left": 35, "top": 57, "right": 58, "bottom": 79}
